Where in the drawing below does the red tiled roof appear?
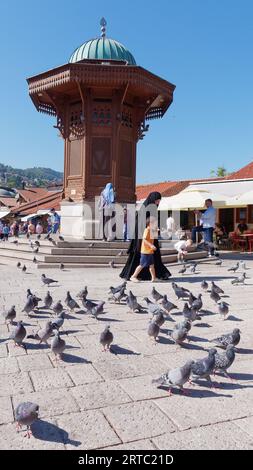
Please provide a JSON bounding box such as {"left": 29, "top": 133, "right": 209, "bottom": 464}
{"left": 12, "top": 191, "right": 62, "bottom": 215}
{"left": 0, "top": 197, "right": 16, "bottom": 207}
{"left": 226, "top": 161, "right": 253, "bottom": 180}
{"left": 136, "top": 177, "right": 224, "bottom": 201}
{"left": 17, "top": 188, "right": 49, "bottom": 203}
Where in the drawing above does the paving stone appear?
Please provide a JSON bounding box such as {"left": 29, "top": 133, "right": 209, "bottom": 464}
{"left": 65, "top": 364, "right": 103, "bottom": 386}
{"left": 29, "top": 368, "right": 74, "bottom": 391}
{"left": 0, "top": 419, "right": 65, "bottom": 449}
{"left": 104, "top": 439, "right": 157, "bottom": 450}
{"left": 93, "top": 356, "right": 165, "bottom": 380}
{"left": 56, "top": 410, "right": 121, "bottom": 449}
{"left": 12, "top": 388, "right": 80, "bottom": 419}
{"left": 118, "top": 374, "right": 169, "bottom": 401}
{"left": 234, "top": 416, "right": 253, "bottom": 439}
{"left": 17, "top": 353, "right": 53, "bottom": 371}
{"left": 0, "top": 372, "right": 33, "bottom": 396}
{"left": 0, "top": 396, "right": 14, "bottom": 424}
{"left": 103, "top": 401, "right": 176, "bottom": 442}
{"left": 0, "top": 357, "right": 19, "bottom": 375}
{"left": 72, "top": 381, "right": 132, "bottom": 410}
{"left": 0, "top": 343, "right": 8, "bottom": 358}
{"left": 152, "top": 421, "right": 253, "bottom": 450}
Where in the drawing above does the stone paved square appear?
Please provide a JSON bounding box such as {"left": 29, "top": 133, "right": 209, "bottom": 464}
{"left": 0, "top": 260, "right": 252, "bottom": 449}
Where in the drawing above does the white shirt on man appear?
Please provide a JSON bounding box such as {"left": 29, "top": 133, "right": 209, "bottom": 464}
{"left": 166, "top": 216, "right": 175, "bottom": 232}
{"left": 174, "top": 240, "right": 188, "bottom": 254}
{"left": 200, "top": 206, "right": 216, "bottom": 228}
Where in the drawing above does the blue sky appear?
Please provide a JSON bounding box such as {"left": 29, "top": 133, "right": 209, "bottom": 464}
{"left": 1, "top": 0, "right": 252, "bottom": 183}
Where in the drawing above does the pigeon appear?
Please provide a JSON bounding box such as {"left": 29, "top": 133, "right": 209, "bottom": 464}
{"left": 228, "top": 262, "right": 239, "bottom": 273}
{"left": 59, "top": 263, "right": 64, "bottom": 270}
{"left": 10, "top": 321, "right": 26, "bottom": 347}
{"left": 210, "top": 288, "right": 221, "bottom": 304}
{"left": 151, "top": 287, "right": 163, "bottom": 303}
{"left": 33, "top": 257, "right": 37, "bottom": 264}
{"left": 109, "top": 261, "right": 115, "bottom": 268}
{"left": 117, "top": 250, "right": 124, "bottom": 257}
{"left": 82, "top": 299, "right": 97, "bottom": 313}
{"left": 188, "top": 292, "right": 197, "bottom": 306}
{"left": 108, "top": 282, "right": 127, "bottom": 295}
{"left": 148, "top": 321, "right": 160, "bottom": 342}
{"left": 214, "top": 345, "right": 236, "bottom": 379}
{"left": 44, "top": 291, "right": 53, "bottom": 309}
{"left": 12, "top": 240, "right": 18, "bottom": 245}
{"left": 2, "top": 305, "right": 16, "bottom": 324}
{"left": 144, "top": 298, "right": 165, "bottom": 317}
{"left": 15, "top": 402, "right": 39, "bottom": 438}
{"left": 51, "top": 311, "right": 65, "bottom": 331}
{"left": 59, "top": 235, "right": 64, "bottom": 241}
{"left": 126, "top": 291, "right": 143, "bottom": 312}
{"left": 231, "top": 272, "right": 247, "bottom": 285}
{"left": 44, "top": 233, "right": 50, "bottom": 240}
{"left": 77, "top": 286, "right": 88, "bottom": 299}
{"left": 109, "top": 286, "right": 126, "bottom": 303}
{"left": 22, "top": 265, "right": 27, "bottom": 272}
{"left": 41, "top": 274, "right": 58, "bottom": 286}
{"left": 218, "top": 301, "right": 229, "bottom": 320}
{"left": 172, "top": 283, "right": 190, "bottom": 293}
{"left": 27, "top": 321, "right": 54, "bottom": 345}
{"left": 91, "top": 301, "right": 105, "bottom": 318}
{"left": 190, "top": 349, "right": 217, "bottom": 385}
{"left": 65, "top": 291, "right": 80, "bottom": 311}
{"left": 190, "top": 264, "right": 196, "bottom": 273}
{"left": 17, "top": 262, "right": 21, "bottom": 269}
{"left": 26, "top": 290, "right": 41, "bottom": 308}
{"left": 215, "top": 259, "right": 222, "bottom": 266}
{"left": 175, "top": 319, "right": 192, "bottom": 332}
{"left": 52, "top": 301, "right": 64, "bottom": 316}
{"left": 161, "top": 295, "right": 178, "bottom": 314}
{"left": 153, "top": 311, "right": 166, "bottom": 327}
{"left": 211, "top": 281, "right": 224, "bottom": 295}
{"left": 182, "top": 303, "right": 201, "bottom": 322}
{"left": 171, "top": 283, "right": 190, "bottom": 300}
{"left": 88, "top": 243, "right": 94, "bottom": 248}
{"left": 33, "top": 247, "right": 39, "bottom": 254}
{"left": 22, "top": 295, "right": 35, "bottom": 316}
{"left": 201, "top": 281, "right": 208, "bottom": 292}
{"left": 210, "top": 328, "right": 241, "bottom": 349}
{"left": 191, "top": 294, "right": 203, "bottom": 312}
{"left": 37, "top": 234, "right": 41, "bottom": 240}
{"left": 34, "top": 241, "right": 40, "bottom": 247}
{"left": 100, "top": 325, "right": 113, "bottom": 351}
{"left": 152, "top": 360, "right": 194, "bottom": 396}
{"left": 51, "top": 331, "right": 66, "bottom": 360}
{"left": 178, "top": 265, "right": 187, "bottom": 275}
{"left": 168, "top": 326, "right": 188, "bottom": 346}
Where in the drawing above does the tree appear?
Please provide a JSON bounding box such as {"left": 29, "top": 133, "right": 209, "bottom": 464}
{"left": 210, "top": 166, "right": 229, "bottom": 177}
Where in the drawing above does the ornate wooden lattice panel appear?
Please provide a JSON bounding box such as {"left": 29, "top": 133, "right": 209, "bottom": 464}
{"left": 121, "top": 106, "right": 133, "bottom": 128}
{"left": 69, "top": 102, "right": 85, "bottom": 138}
{"left": 92, "top": 106, "right": 112, "bottom": 126}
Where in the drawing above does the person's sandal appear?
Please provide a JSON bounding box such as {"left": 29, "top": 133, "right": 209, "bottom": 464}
{"left": 130, "top": 277, "right": 140, "bottom": 283}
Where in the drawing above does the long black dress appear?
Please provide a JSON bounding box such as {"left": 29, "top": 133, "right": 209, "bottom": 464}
{"left": 119, "top": 192, "right": 171, "bottom": 281}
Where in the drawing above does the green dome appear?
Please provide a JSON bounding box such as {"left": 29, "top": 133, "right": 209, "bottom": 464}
{"left": 69, "top": 37, "right": 136, "bottom": 65}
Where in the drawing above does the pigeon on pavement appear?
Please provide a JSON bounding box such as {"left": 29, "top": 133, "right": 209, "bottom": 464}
{"left": 210, "top": 288, "right": 221, "bottom": 304}
{"left": 51, "top": 331, "right": 66, "bottom": 360}
{"left": 190, "top": 348, "right": 217, "bottom": 385}
{"left": 77, "top": 286, "right": 88, "bottom": 300}
{"left": 44, "top": 291, "right": 53, "bottom": 309}
{"left": 148, "top": 321, "right": 160, "bottom": 342}
{"left": 52, "top": 300, "right": 64, "bottom": 316}
{"left": 201, "top": 280, "right": 208, "bottom": 291}
{"left": 152, "top": 360, "right": 194, "bottom": 396}
{"left": 218, "top": 301, "right": 229, "bottom": 320}
{"left": 126, "top": 291, "right": 143, "bottom": 312}
{"left": 168, "top": 326, "right": 188, "bottom": 346}
{"left": 161, "top": 295, "right": 178, "bottom": 314}
{"left": 2, "top": 305, "right": 16, "bottom": 324}
{"left": 228, "top": 262, "right": 239, "bottom": 273}
{"left": 22, "top": 295, "right": 35, "bottom": 317}
{"left": 214, "top": 345, "right": 236, "bottom": 379}
{"left": 91, "top": 301, "right": 105, "bottom": 318}
{"left": 27, "top": 321, "right": 54, "bottom": 345}
{"left": 51, "top": 311, "right": 65, "bottom": 331}
{"left": 231, "top": 272, "right": 247, "bottom": 285}
{"left": 100, "top": 325, "right": 114, "bottom": 351}
{"left": 151, "top": 287, "right": 164, "bottom": 303}
{"left": 41, "top": 274, "right": 58, "bottom": 286}
{"left": 191, "top": 294, "right": 203, "bottom": 312}
{"left": 10, "top": 321, "right": 26, "bottom": 347}
{"left": 210, "top": 328, "right": 241, "bottom": 349}
{"left": 15, "top": 402, "right": 39, "bottom": 438}
{"left": 211, "top": 281, "right": 224, "bottom": 294}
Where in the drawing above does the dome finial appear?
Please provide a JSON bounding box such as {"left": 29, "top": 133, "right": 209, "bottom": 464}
{"left": 100, "top": 17, "right": 107, "bottom": 37}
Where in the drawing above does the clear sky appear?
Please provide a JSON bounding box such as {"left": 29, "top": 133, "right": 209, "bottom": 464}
{"left": 1, "top": 0, "right": 252, "bottom": 184}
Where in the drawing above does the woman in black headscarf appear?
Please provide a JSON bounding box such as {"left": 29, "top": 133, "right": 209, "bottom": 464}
{"left": 119, "top": 191, "right": 171, "bottom": 280}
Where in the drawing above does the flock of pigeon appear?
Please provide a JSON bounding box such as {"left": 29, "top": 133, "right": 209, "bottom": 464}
{"left": 0, "top": 247, "right": 250, "bottom": 439}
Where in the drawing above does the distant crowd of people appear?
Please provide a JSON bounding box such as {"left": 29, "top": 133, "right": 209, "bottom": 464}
{"left": 0, "top": 208, "right": 60, "bottom": 240}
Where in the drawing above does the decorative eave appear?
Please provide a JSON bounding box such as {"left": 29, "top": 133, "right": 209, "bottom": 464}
{"left": 27, "top": 62, "right": 176, "bottom": 120}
